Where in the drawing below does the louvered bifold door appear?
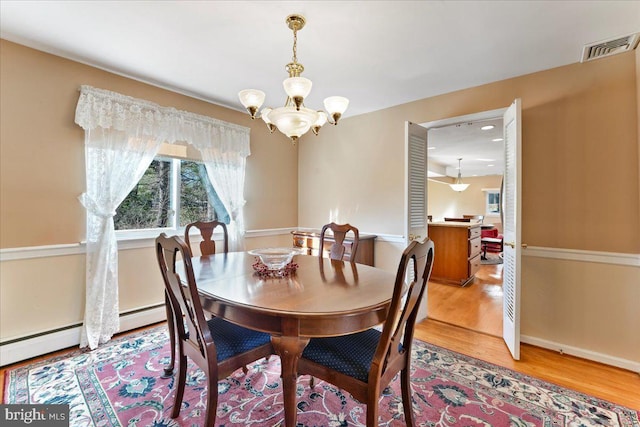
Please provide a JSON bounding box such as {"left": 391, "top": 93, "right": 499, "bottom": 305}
{"left": 405, "top": 121, "right": 428, "bottom": 320}
{"left": 406, "top": 121, "right": 428, "bottom": 246}
{"left": 502, "top": 99, "right": 522, "bottom": 360}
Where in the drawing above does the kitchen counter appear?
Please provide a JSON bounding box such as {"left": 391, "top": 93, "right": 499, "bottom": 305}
{"left": 428, "top": 222, "right": 482, "bottom": 286}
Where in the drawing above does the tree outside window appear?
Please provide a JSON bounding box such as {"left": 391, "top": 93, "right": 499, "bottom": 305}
{"left": 114, "top": 158, "right": 228, "bottom": 231}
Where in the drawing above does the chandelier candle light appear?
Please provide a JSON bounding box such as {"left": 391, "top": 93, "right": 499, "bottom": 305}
{"left": 238, "top": 14, "right": 349, "bottom": 145}
{"left": 450, "top": 158, "right": 470, "bottom": 192}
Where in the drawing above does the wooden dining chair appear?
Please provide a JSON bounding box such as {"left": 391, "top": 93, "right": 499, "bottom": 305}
{"left": 184, "top": 220, "right": 229, "bottom": 256}
{"left": 319, "top": 222, "right": 360, "bottom": 262}
{"left": 155, "top": 233, "right": 273, "bottom": 427}
{"left": 298, "top": 238, "right": 435, "bottom": 427}
{"left": 183, "top": 220, "right": 264, "bottom": 371}
{"left": 162, "top": 220, "right": 230, "bottom": 378}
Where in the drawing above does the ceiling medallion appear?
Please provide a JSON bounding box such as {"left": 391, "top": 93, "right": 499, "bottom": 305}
{"left": 238, "top": 14, "right": 349, "bottom": 145}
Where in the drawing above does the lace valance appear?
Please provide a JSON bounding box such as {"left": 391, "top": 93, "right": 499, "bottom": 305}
{"left": 75, "top": 85, "right": 250, "bottom": 157}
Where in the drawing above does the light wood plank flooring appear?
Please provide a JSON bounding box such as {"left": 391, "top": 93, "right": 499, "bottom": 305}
{"left": 428, "top": 262, "right": 504, "bottom": 336}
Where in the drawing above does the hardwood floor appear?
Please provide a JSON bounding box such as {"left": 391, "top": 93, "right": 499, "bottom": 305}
{"left": 428, "top": 261, "right": 504, "bottom": 336}
{"left": 415, "top": 319, "right": 640, "bottom": 410}
{"left": 424, "top": 261, "right": 640, "bottom": 410}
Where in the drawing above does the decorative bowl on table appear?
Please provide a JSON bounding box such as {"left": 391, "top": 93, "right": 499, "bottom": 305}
{"left": 248, "top": 247, "right": 305, "bottom": 271}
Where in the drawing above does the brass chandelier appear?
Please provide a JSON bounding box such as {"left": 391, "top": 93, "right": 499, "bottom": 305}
{"left": 238, "top": 14, "right": 349, "bottom": 145}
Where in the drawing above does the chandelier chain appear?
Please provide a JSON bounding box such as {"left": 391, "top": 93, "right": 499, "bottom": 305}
{"left": 292, "top": 28, "right": 298, "bottom": 64}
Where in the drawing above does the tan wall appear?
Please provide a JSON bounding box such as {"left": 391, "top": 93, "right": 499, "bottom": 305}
{"left": 0, "top": 39, "right": 298, "bottom": 249}
{"left": 428, "top": 175, "right": 502, "bottom": 229}
{"left": 299, "top": 51, "right": 640, "bottom": 365}
{"left": 0, "top": 232, "right": 292, "bottom": 341}
{"left": 0, "top": 40, "right": 298, "bottom": 342}
{"left": 301, "top": 51, "right": 639, "bottom": 254}
{"left": 0, "top": 255, "right": 86, "bottom": 338}
{"left": 522, "top": 256, "right": 640, "bottom": 362}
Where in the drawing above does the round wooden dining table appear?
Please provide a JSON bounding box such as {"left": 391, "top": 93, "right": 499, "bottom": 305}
{"left": 189, "top": 251, "right": 397, "bottom": 427}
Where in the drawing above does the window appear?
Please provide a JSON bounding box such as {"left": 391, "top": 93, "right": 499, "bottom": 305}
{"left": 485, "top": 189, "right": 501, "bottom": 216}
{"left": 114, "top": 157, "right": 229, "bottom": 231}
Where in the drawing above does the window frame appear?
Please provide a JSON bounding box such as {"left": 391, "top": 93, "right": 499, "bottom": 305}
{"left": 483, "top": 187, "right": 502, "bottom": 217}
{"left": 114, "top": 156, "right": 225, "bottom": 241}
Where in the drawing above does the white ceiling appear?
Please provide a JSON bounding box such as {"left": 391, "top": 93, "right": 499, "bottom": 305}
{"left": 428, "top": 117, "right": 505, "bottom": 178}
{"left": 2, "top": 1, "right": 638, "bottom": 175}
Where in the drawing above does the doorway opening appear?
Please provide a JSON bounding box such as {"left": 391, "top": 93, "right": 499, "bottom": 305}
{"left": 422, "top": 109, "right": 505, "bottom": 337}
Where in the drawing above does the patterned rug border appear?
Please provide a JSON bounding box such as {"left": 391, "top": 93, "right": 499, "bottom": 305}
{"left": 4, "top": 324, "right": 638, "bottom": 426}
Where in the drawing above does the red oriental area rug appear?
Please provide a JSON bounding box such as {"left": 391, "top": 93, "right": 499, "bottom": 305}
{"left": 4, "top": 326, "right": 638, "bottom": 426}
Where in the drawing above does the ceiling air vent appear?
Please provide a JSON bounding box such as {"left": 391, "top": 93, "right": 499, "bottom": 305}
{"left": 581, "top": 33, "right": 640, "bottom": 62}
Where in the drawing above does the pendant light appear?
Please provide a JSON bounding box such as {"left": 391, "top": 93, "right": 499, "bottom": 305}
{"left": 238, "top": 14, "right": 349, "bottom": 145}
{"left": 449, "top": 158, "right": 470, "bottom": 192}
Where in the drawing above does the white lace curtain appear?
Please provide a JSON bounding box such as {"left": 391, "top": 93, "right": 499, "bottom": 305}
{"left": 75, "top": 85, "right": 250, "bottom": 349}
{"left": 200, "top": 151, "right": 248, "bottom": 252}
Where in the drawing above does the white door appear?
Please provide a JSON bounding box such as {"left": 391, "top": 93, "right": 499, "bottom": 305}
{"left": 502, "top": 99, "right": 522, "bottom": 360}
{"left": 405, "top": 121, "right": 428, "bottom": 244}
{"left": 405, "top": 121, "right": 429, "bottom": 320}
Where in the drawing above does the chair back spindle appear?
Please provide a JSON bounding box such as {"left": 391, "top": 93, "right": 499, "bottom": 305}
{"left": 184, "top": 220, "right": 229, "bottom": 256}
{"left": 319, "top": 222, "right": 360, "bottom": 262}
{"left": 157, "top": 235, "right": 210, "bottom": 356}
{"left": 372, "top": 239, "right": 434, "bottom": 385}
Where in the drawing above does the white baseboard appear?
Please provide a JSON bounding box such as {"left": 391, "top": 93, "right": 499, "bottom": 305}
{"left": 0, "top": 306, "right": 166, "bottom": 367}
{"left": 521, "top": 334, "right": 640, "bottom": 374}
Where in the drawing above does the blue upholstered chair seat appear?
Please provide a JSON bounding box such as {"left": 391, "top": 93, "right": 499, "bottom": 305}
{"left": 206, "top": 317, "right": 272, "bottom": 362}
{"left": 302, "top": 329, "right": 382, "bottom": 382}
